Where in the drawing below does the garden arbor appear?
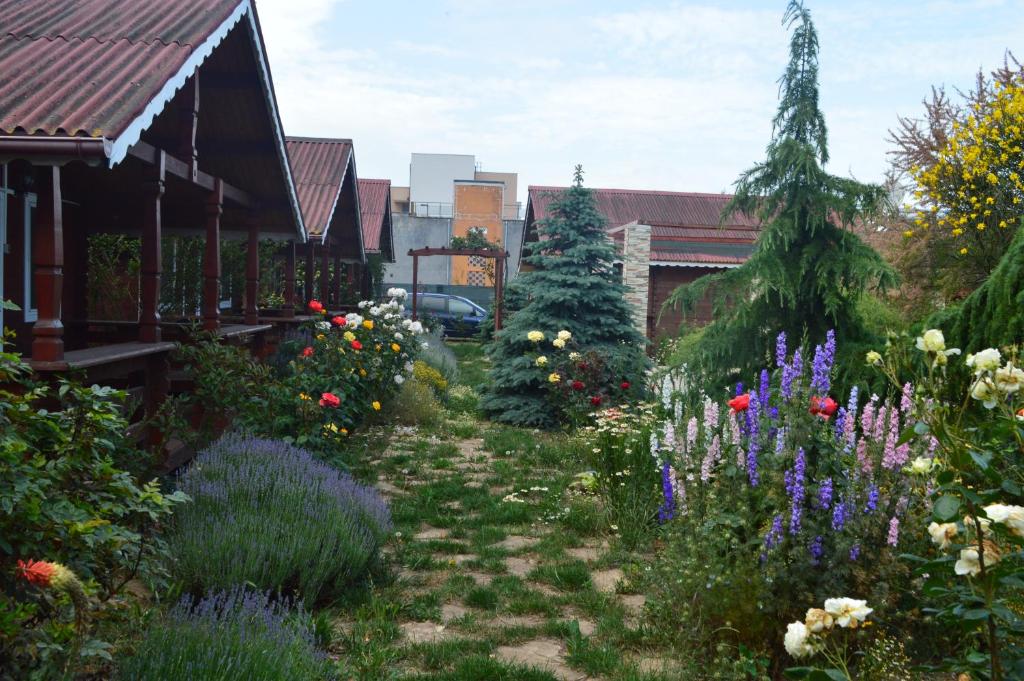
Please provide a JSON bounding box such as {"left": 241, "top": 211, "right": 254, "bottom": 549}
{"left": 408, "top": 247, "right": 509, "bottom": 330}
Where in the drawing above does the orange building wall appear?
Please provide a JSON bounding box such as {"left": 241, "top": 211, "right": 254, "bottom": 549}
{"left": 452, "top": 183, "right": 504, "bottom": 286}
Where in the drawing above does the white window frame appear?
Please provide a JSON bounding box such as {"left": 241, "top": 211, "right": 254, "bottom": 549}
{"left": 23, "top": 193, "right": 38, "bottom": 323}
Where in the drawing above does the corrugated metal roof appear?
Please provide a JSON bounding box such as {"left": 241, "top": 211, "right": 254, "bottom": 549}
{"left": 0, "top": 0, "right": 242, "bottom": 139}
{"left": 527, "top": 186, "right": 761, "bottom": 230}
{"left": 650, "top": 250, "right": 747, "bottom": 266}
{"left": 358, "top": 178, "right": 390, "bottom": 253}
{"left": 285, "top": 137, "right": 353, "bottom": 238}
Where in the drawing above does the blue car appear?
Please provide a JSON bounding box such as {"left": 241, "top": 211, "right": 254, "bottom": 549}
{"left": 412, "top": 293, "right": 487, "bottom": 337}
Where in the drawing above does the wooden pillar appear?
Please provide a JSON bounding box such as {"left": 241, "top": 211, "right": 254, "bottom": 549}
{"left": 411, "top": 254, "right": 419, "bottom": 321}
{"left": 346, "top": 262, "right": 355, "bottom": 286}
{"left": 139, "top": 152, "right": 165, "bottom": 343}
{"left": 283, "top": 241, "right": 296, "bottom": 317}
{"left": 31, "top": 165, "right": 64, "bottom": 362}
{"left": 202, "top": 179, "right": 223, "bottom": 332}
{"left": 319, "top": 239, "right": 330, "bottom": 305}
{"left": 244, "top": 215, "right": 259, "bottom": 325}
{"left": 304, "top": 244, "right": 314, "bottom": 304}
{"left": 494, "top": 255, "right": 504, "bottom": 332}
{"left": 332, "top": 252, "right": 341, "bottom": 306}
{"left": 178, "top": 74, "right": 200, "bottom": 182}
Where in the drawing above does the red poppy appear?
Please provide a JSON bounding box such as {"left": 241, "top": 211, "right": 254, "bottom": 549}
{"left": 590, "top": 395, "right": 603, "bottom": 406}
{"left": 571, "top": 380, "right": 585, "bottom": 391}
{"left": 319, "top": 392, "right": 341, "bottom": 408}
{"left": 331, "top": 316, "right": 345, "bottom": 326}
{"left": 809, "top": 396, "right": 839, "bottom": 419}
{"left": 620, "top": 381, "right": 631, "bottom": 390}
{"left": 16, "top": 559, "right": 56, "bottom": 588}
{"left": 301, "top": 346, "right": 314, "bottom": 358}
{"left": 308, "top": 300, "right": 324, "bottom": 313}
{"left": 728, "top": 393, "right": 750, "bottom": 412}
{"left": 350, "top": 340, "right": 363, "bottom": 351}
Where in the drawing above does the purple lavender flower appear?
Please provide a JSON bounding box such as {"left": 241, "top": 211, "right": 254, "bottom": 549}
{"left": 865, "top": 484, "right": 879, "bottom": 513}
{"left": 658, "top": 461, "right": 675, "bottom": 523}
{"left": 817, "top": 477, "right": 833, "bottom": 510}
{"left": 849, "top": 544, "right": 861, "bottom": 561}
{"left": 776, "top": 331, "right": 788, "bottom": 368}
{"left": 810, "top": 535, "right": 824, "bottom": 565}
{"left": 831, "top": 500, "right": 848, "bottom": 531}
{"left": 764, "top": 514, "right": 784, "bottom": 550}
{"left": 746, "top": 392, "right": 761, "bottom": 487}
{"left": 786, "top": 448, "right": 807, "bottom": 535}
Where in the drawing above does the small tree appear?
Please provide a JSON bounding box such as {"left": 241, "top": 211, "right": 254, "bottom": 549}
{"left": 480, "top": 167, "right": 647, "bottom": 427}
{"left": 665, "top": 0, "right": 895, "bottom": 384}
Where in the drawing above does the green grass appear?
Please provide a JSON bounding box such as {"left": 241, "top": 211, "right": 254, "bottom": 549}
{"left": 528, "top": 561, "right": 593, "bottom": 592}
{"left": 448, "top": 341, "right": 488, "bottom": 390}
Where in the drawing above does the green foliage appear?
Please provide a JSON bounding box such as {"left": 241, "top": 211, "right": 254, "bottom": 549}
{"left": 87, "top": 234, "right": 140, "bottom": 320}
{"left": 393, "top": 378, "right": 444, "bottom": 427}
{"left": 116, "top": 589, "right": 336, "bottom": 681}
{"left": 664, "top": 1, "right": 895, "bottom": 386}
{"left": 0, "top": 336, "right": 187, "bottom": 678}
{"left": 447, "top": 385, "right": 480, "bottom": 415}
{"left": 413, "top": 360, "right": 449, "bottom": 396}
{"left": 929, "top": 221, "right": 1024, "bottom": 356}
{"left": 481, "top": 168, "right": 648, "bottom": 427}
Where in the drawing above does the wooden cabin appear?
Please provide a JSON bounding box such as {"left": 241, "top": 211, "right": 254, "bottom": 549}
{"left": 0, "top": 0, "right": 307, "bottom": 454}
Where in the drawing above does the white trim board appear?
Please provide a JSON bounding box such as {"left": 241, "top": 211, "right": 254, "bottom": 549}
{"left": 650, "top": 261, "right": 740, "bottom": 269}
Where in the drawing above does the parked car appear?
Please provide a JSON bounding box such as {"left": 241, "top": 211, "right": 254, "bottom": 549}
{"left": 410, "top": 293, "right": 487, "bottom": 337}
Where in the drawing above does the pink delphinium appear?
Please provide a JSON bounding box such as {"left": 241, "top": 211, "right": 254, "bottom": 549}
{"left": 860, "top": 395, "right": 877, "bottom": 436}
{"left": 701, "top": 434, "right": 721, "bottom": 482}
{"left": 856, "top": 438, "right": 873, "bottom": 476}
{"left": 873, "top": 405, "right": 888, "bottom": 442}
{"left": 887, "top": 516, "right": 900, "bottom": 547}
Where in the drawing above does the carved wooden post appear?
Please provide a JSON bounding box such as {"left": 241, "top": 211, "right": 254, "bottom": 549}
{"left": 31, "top": 165, "right": 64, "bottom": 362}
{"left": 304, "top": 244, "right": 314, "bottom": 305}
{"left": 283, "top": 241, "right": 296, "bottom": 317}
{"left": 202, "top": 179, "right": 223, "bottom": 332}
{"left": 179, "top": 73, "right": 200, "bottom": 182}
{"left": 139, "top": 152, "right": 165, "bottom": 343}
{"left": 245, "top": 215, "right": 260, "bottom": 325}
{"left": 319, "top": 239, "right": 330, "bottom": 306}
{"left": 411, "top": 254, "right": 419, "bottom": 321}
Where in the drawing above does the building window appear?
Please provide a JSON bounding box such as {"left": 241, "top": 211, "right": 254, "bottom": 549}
{"left": 23, "top": 193, "right": 37, "bottom": 322}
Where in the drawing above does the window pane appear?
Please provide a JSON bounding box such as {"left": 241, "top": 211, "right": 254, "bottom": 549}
{"left": 449, "top": 300, "right": 474, "bottom": 315}
{"left": 418, "top": 295, "right": 445, "bottom": 312}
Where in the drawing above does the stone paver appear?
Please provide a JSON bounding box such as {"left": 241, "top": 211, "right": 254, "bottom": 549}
{"left": 505, "top": 556, "right": 536, "bottom": 577}
{"left": 465, "top": 571, "right": 495, "bottom": 585}
{"left": 494, "top": 535, "right": 539, "bottom": 551}
{"left": 495, "top": 639, "right": 586, "bottom": 681}
{"left": 375, "top": 479, "right": 405, "bottom": 496}
{"left": 414, "top": 526, "right": 449, "bottom": 541}
{"left": 441, "top": 603, "right": 469, "bottom": 622}
{"left": 565, "top": 546, "right": 600, "bottom": 562}
{"left": 591, "top": 568, "right": 624, "bottom": 594}
{"left": 401, "top": 621, "right": 449, "bottom": 644}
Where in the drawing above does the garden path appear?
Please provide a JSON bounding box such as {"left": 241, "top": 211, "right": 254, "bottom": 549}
{"left": 331, "top": 419, "right": 680, "bottom": 680}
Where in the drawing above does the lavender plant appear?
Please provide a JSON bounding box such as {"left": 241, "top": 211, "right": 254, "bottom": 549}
{"left": 168, "top": 435, "right": 391, "bottom": 605}
{"left": 117, "top": 587, "right": 335, "bottom": 680}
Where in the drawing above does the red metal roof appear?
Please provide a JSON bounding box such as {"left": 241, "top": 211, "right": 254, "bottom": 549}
{"left": 527, "top": 186, "right": 761, "bottom": 230}
{"left": 0, "top": 0, "right": 242, "bottom": 139}
{"left": 285, "top": 137, "right": 353, "bottom": 238}
{"left": 649, "top": 250, "right": 747, "bottom": 266}
{"left": 358, "top": 178, "right": 391, "bottom": 254}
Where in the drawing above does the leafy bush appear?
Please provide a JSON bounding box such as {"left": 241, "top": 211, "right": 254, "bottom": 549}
{"left": 117, "top": 588, "right": 335, "bottom": 680}
{"left": 392, "top": 378, "right": 444, "bottom": 427}
{"left": 413, "top": 360, "right": 448, "bottom": 397}
{"left": 419, "top": 330, "right": 460, "bottom": 384}
{"left": 167, "top": 435, "right": 391, "bottom": 605}
{"left": 0, "top": 332, "right": 186, "bottom": 677}
{"left": 447, "top": 385, "right": 480, "bottom": 415}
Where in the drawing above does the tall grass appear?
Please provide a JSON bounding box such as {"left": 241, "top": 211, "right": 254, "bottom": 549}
{"left": 117, "top": 588, "right": 335, "bottom": 680}
{"left": 168, "top": 435, "right": 391, "bottom": 605}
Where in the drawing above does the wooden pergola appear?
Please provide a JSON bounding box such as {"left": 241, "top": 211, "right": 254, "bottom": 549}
{"left": 408, "top": 247, "right": 509, "bottom": 331}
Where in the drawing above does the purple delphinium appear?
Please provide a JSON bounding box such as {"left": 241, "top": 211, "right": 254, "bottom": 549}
{"left": 776, "top": 331, "right": 787, "bottom": 368}
{"left": 781, "top": 347, "right": 803, "bottom": 401}
{"left": 764, "top": 514, "right": 784, "bottom": 550}
{"left": 701, "top": 434, "right": 721, "bottom": 482}
{"left": 746, "top": 392, "right": 761, "bottom": 487}
{"left": 833, "top": 407, "right": 848, "bottom": 443}
{"left": 758, "top": 369, "right": 770, "bottom": 410}
{"left": 809, "top": 535, "right": 825, "bottom": 565}
{"left": 810, "top": 330, "right": 836, "bottom": 394}
{"left": 817, "top": 477, "right": 834, "bottom": 510}
{"left": 831, "top": 500, "right": 848, "bottom": 531}
{"left": 865, "top": 484, "right": 879, "bottom": 513}
{"left": 785, "top": 447, "right": 807, "bottom": 535}
{"left": 849, "top": 544, "right": 861, "bottom": 561}
{"left": 658, "top": 461, "right": 675, "bottom": 523}
{"left": 900, "top": 382, "right": 914, "bottom": 417}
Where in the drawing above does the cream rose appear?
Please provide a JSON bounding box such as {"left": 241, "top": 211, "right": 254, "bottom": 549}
{"left": 823, "top": 597, "right": 872, "bottom": 628}
{"left": 916, "top": 329, "right": 946, "bottom": 353}
{"left": 967, "top": 348, "right": 1002, "bottom": 375}
{"left": 928, "top": 521, "right": 957, "bottom": 550}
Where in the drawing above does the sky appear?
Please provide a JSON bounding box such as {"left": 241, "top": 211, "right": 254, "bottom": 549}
{"left": 257, "top": 0, "right": 1022, "bottom": 206}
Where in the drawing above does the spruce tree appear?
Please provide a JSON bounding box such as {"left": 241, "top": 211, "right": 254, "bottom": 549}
{"left": 665, "top": 0, "right": 896, "bottom": 382}
{"left": 480, "top": 167, "right": 648, "bottom": 427}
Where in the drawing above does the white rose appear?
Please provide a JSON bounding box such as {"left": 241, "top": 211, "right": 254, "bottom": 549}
{"left": 967, "top": 348, "right": 1002, "bottom": 375}
{"left": 970, "top": 378, "right": 1000, "bottom": 409}
{"left": 994, "top": 363, "right": 1024, "bottom": 394}
{"left": 804, "top": 608, "right": 833, "bottom": 633}
{"left": 409, "top": 321, "right": 424, "bottom": 334}
{"left": 557, "top": 330, "right": 572, "bottom": 341}
{"left": 954, "top": 543, "right": 1000, "bottom": 577}
{"left": 928, "top": 521, "right": 957, "bottom": 550}
{"left": 823, "top": 597, "right": 872, "bottom": 628}
{"left": 394, "top": 332, "right": 404, "bottom": 340}
{"left": 316, "top": 321, "right": 331, "bottom": 331}
{"left": 984, "top": 504, "right": 1024, "bottom": 537}
{"left": 915, "top": 329, "right": 946, "bottom": 353}
{"left": 552, "top": 338, "right": 566, "bottom": 349}
{"left": 907, "top": 456, "right": 936, "bottom": 475}
{"left": 394, "top": 374, "right": 405, "bottom": 385}
{"left": 783, "top": 621, "right": 816, "bottom": 658}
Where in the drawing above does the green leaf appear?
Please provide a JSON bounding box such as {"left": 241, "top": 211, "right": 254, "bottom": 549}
{"left": 961, "top": 608, "right": 990, "bottom": 620}
{"left": 913, "top": 420, "right": 931, "bottom": 435}
{"left": 933, "top": 495, "right": 960, "bottom": 522}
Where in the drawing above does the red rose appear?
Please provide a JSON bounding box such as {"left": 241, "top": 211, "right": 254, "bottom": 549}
{"left": 590, "top": 395, "right": 602, "bottom": 406}
{"left": 351, "top": 340, "right": 363, "bottom": 351}
{"left": 308, "top": 300, "right": 324, "bottom": 313}
{"left": 810, "top": 396, "right": 838, "bottom": 420}
{"left": 620, "top": 381, "right": 630, "bottom": 390}
{"left": 331, "top": 316, "right": 345, "bottom": 326}
{"left": 301, "top": 346, "right": 314, "bottom": 358}
{"left": 319, "top": 392, "right": 340, "bottom": 408}
{"left": 727, "top": 393, "right": 750, "bottom": 412}
{"left": 578, "top": 362, "right": 589, "bottom": 371}
{"left": 572, "top": 380, "right": 585, "bottom": 391}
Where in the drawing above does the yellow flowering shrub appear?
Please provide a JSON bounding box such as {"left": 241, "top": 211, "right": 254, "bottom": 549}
{"left": 909, "top": 76, "right": 1024, "bottom": 262}
{"left": 412, "top": 360, "right": 448, "bottom": 396}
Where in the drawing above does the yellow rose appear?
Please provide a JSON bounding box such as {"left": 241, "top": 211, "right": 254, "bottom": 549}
{"left": 536, "top": 356, "right": 548, "bottom": 367}
{"left": 557, "top": 330, "right": 572, "bottom": 341}
{"left": 359, "top": 368, "right": 367, "bottom": 377}
{"left": 372, "top": 401, "right": 381, "bottom": 411}
{"left": 527, "top": 330, "right": 544, "bottom": 343}
{"left": 343, "top": 331, "right": 356, "bottom": 342}
{"left": 552, "top": 338, "right": 566, "bottom": 349}
{"left": 391, "top": 343, "right": 401, "bottom": 352}
{"left": 548, "top": 373, "right": 561, "bottom": 384}
{"left": 865, "top": 350, "right": 882, "bottom": 366}
{"left": 316, "top": 333, "right": 326, "bottom": 341}
{"left": 363, "top": 320, "right": 374, "bottom": 330}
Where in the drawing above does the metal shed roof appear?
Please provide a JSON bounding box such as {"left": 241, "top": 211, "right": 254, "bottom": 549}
{"left": 358, "top": 178, "right": 393, "bottom": 260}
{"left": 285, "top": 137, "right": 354, "bottom": 239}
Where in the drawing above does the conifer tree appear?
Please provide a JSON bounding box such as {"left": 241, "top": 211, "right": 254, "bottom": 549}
{"left": 480, "top": 167, "right": 647, "bottom": 426}
{"left": 665, "top": 0, "right": 896, "bottom": 382}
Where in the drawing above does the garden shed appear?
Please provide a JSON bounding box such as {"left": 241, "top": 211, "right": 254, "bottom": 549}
{"left": 0, "top": 0, "right": 306, "bottom": 446}
{"left": 521, "top": 186, "right": 761, "bottom": 340}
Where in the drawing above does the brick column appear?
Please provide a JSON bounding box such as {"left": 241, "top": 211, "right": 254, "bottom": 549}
{"left": 621, "top": 221, "right": 651, "bottom": 338}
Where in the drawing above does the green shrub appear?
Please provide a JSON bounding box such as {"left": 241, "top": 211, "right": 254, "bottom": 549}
{"left": 413, "top": 360, "right": 448, "bottom": 396}
{"left": 392, "top": 378, "right": 444, "bottom": 427}
{"left": 447, "top": 385, "right": 480, "bottom": 415}
{"left": 167, "top": 435, "right": 391, "bottom": 605}
{"left": 117, "top": 588, "right": 336, "bottom": 680}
